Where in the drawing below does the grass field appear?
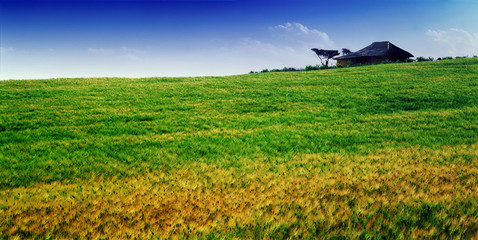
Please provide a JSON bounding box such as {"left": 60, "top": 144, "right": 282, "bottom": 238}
{"left": 1, "top": 58, "right": 477, "bottom": 239}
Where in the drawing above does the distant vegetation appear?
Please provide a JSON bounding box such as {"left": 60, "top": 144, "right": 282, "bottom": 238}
{"left": 250, "top": 55, "right": 478, "bottom": 74}
{"left": 1, "top": 58, "right": 477, "bottom": 239}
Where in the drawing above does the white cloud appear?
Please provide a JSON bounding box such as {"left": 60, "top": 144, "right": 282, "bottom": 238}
{"left": 237, "top": 37, "right": 296, "bottom": 56}
{"left": 121, "top": 46, "right": 145, "bottom": 61}
{"left": 0, "top": 47, "right": 14, "bottom": 53}
{"left": 270, "top": 22, "right": 334, "bottom": 48}
{"left": 426, "top": 28, "right": 478, "bottom": 56}
{"left": 222, "top": 37, "right": 323, "bottom": 71}
{"left": 216, "top": 22, "right": 337, "bottom": 72}
{"left": 221, "top": 22, "right": 335, "bottom": 70}
{"left": 87, "top": 48, "right": 114, "bottom": 54}
{"left": 121, "top": 46, "right": 144, "bottom": 54}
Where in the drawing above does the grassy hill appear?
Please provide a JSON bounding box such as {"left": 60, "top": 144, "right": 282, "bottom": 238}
{"left": 1, "top": 58, "right": 477, "bottom": 239}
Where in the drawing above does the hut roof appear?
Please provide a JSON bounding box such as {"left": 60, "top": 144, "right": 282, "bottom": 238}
{"left": 335, "top": 41, "right": 413, "bottom": 60}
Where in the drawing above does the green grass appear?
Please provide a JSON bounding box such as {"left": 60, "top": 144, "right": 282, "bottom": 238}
{"left": 1, "top": 59, "right": 476, "bottom": 189}
{"left": 0, "top": 58, "right": 477, "bottom": 239}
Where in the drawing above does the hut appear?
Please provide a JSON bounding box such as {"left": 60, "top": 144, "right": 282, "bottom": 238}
{"left": 334, "top": 41, "right": 413, "bottom": 66}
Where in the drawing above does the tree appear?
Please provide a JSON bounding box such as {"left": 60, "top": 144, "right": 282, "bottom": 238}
{"left": 342, "top": 48, "right": 352, "bottom": 55}
{"left": 311, "top": 48, "right": 340, "bottom": 69}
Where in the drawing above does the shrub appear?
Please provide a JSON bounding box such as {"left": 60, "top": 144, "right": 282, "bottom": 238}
{"left": 416, "top": 57, "right": 434, "bottom": 62}
{"left": 304, "top": 65, "right": 321, "bottom": 71}
{"left": 416, "top": 57, "right": 427, "bottom": 62}
{"left": 282, "top": 67, "right": 297, "bottom": 72}
{"left": 261, "top": 69, "right": 269, "bottom": 73}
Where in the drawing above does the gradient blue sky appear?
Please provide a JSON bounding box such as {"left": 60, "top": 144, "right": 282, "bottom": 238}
{"left": 1, "top": 0, "right": 478, "bottom": 80}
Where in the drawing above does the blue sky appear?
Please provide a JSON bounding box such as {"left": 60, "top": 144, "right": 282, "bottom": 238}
{"left": 1, "top": 0, "right": 478, "bottom": 80}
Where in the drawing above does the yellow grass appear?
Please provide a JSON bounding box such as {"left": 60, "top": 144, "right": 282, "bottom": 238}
{"left": 1, "top": 144, "right": 477, "bottom": 239}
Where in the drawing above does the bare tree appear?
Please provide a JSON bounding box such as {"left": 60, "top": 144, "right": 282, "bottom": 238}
{"left": 311, "top": 48, "right": 340, "bottom": 69}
